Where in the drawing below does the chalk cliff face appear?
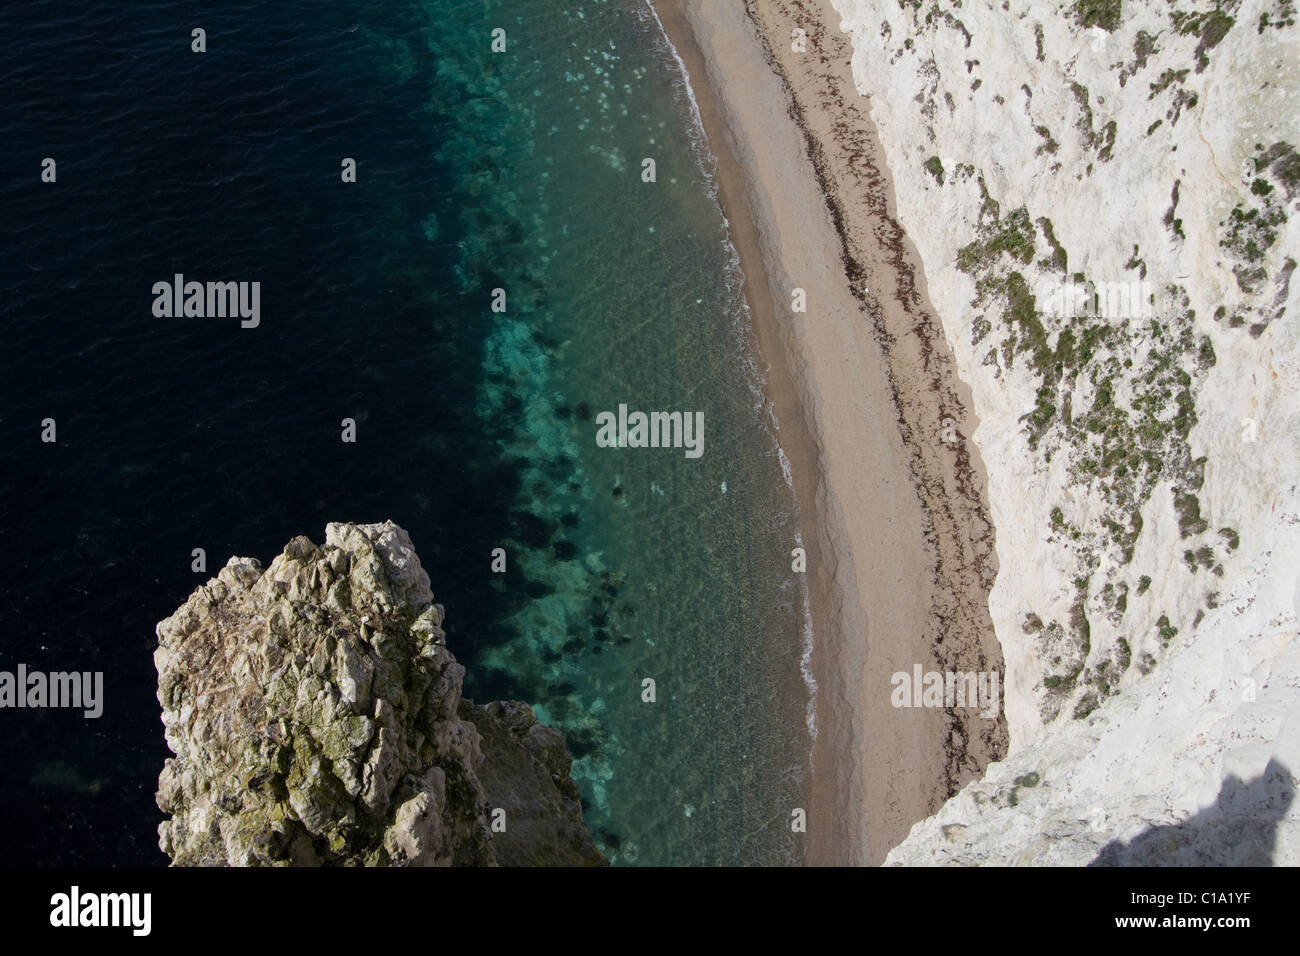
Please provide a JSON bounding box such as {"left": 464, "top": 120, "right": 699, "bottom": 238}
{"left": 884, "top": 576, "right": 1300, "bottom": 865}
{"left": 827, "top": 0, "right": 1299, "bottom": 862}
{"left": 155, "top": 521, "right": 605, "bottom": 866}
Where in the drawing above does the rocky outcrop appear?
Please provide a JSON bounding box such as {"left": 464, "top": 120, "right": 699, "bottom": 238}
{"left": 155, "top": 520, "right": 604, "bottom": 866}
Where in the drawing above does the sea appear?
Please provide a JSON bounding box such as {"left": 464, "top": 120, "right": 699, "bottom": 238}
{"left": 0, "top": 0, "right": 813, "bottom": 865}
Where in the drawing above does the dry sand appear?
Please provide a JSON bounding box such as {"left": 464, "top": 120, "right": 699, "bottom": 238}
{"left": 651, "top": 0, "right": 1007, "bottom": 864}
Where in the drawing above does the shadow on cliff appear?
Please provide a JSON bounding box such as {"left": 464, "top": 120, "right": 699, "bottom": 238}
{"left": 1089, "top": 758, "right": 1295, "bottom": 866}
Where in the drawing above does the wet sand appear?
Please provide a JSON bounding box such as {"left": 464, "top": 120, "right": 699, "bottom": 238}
{"left": 650, "top": 0, "right": 1007, "bottom": 864}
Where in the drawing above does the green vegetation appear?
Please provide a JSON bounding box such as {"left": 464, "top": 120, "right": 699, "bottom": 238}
{"left": 1069, "top": 82, "right": 1115, "bottom": 157}
{"left": 1035, "top": 125, "right": 1060, "bottom": 156}
{"left": 957, "top": 188, "right": 1035, "bottom": 272}
{"left": 1070, "top": 581, "right": 1092, "bottom": 660}
{"left": 1038, "top": 217, "right": 1068, "bottom": 272}
{"left": 1102, "top": 579, "right": 1130, "bottom": 624}
{"left": 957, "top": 178, "right": 1215, "bottom": 576}
{"left": 1167, "top": 87, "right": 1200, "bottom": 126}
{"left": 1196, "top": 335, "right": 1217, "bottom": 370}
{"left": 1124, "top": 244, "right": 1145, "bottom": 277}
{"left": 1073, "top": 691, "right": 1101, "bottom": 719}
{"left": 1259, "top": 2, "right": 1297, "bottom": 32}
{"left": 1074, "top": 0, "right": 1122, "bottom": 32}
{"left": 952, "top": 167, "right": 1232, "bottom": 724}
{"left": 1174, "top": 487, "right": 1208, "bottom": 538}
{"left": 1220, "top": 149, "right": 1293, "bottom": 309}
{"left": 1132, "top": 30, "right": 1158, "bottom": 69}
{"left": 1164, "top": 180, "right": 1185, "bottom": 240}
{"left": 1171, "top": 6, "right": 1236, "bottom": 73}
{"left": 1197, "top": 13, "right": 1235, "bottom": 68}
{"left": 1097, "top": 120, "right": 1118, "bottom": 162}
{"left": 1157, "top": 614, "right": 1179, "bottom": 647}
{"left": 1222, "top": 200, "right": 1286, "bottom": 293}
{"left": 924, "top": 155, "right": 945, "bottom": 185}
{"left": 1149, "top": 68, "right": 1189, "bottom": 99}
{"left": 1116, "top": 637, "right": 1132, "bottom": 671}
{"left": 1223, "top": 204, "right": 1285, "bottom": 263}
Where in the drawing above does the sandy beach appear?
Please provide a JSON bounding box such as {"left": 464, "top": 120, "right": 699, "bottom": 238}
{"left": 651, "top": 0, "right": 1008, "bottom": 864}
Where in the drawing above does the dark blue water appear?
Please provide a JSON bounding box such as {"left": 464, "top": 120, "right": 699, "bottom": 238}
{"left": 0, "top": 0, "right": 811, "bottom": 865}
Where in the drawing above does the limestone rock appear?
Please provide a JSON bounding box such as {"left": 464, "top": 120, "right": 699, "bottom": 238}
{"left": 461, "top": 699, "right": 604, "bottom": 866}
{"left": 829, "top": 0, "right": 1300, "bottom": 863}
{"left": 155, "top": 520, "right": 605, "bottom": 866}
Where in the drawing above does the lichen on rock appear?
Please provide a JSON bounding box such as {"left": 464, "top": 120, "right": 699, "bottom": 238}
{"left": 155, "top": 520, "right": 604, "bottom": 866}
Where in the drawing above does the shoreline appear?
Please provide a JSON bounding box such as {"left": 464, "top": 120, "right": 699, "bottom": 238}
{"left": 646, "top": 0, "right": 840, "bottom": 865}
{"left": 651, "top": 0, "right": 1007, "bottom": 864}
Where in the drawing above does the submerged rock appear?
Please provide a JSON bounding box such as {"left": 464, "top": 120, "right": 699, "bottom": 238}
{"left": 154, "top": 520, "right": 604, "bottom": 866}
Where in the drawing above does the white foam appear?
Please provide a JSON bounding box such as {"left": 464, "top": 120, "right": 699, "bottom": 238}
{"left": 645, "top": 0, "right": 819, "bottom": 761}
{"left": 640, "top": 0, "right": 721, "bottom": 199}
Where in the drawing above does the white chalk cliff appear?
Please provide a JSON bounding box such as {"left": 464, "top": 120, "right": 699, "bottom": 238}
{"left": 827, "top": 0, "right": 1299, "bottom": 863}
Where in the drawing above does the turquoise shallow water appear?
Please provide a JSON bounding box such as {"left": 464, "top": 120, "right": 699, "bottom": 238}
{"left": 0, "top": 0, "right": 811, "bottom": 865}
{"left": 407, "top": 0, "right": 813, "bottom": 864}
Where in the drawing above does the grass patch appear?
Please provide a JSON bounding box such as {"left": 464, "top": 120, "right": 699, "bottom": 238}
{"left": 1038, "top": 217, "right": 1068, "bottom": 272}
{"left": 1074, "top": 0, "right": 1122, "bottom": 32}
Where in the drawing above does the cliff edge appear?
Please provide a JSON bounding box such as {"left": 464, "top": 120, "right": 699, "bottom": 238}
{"left": 826, "top": 0, "right": 1299, "bottom": 863}
{"left": 154, "top": 520, "right": 605, "bottom": 866}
